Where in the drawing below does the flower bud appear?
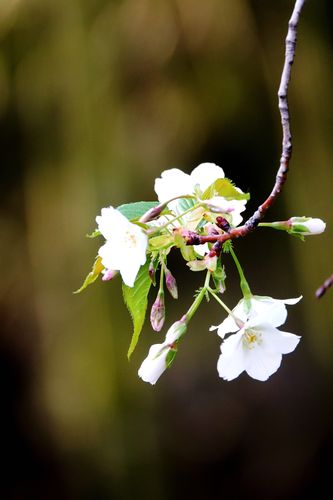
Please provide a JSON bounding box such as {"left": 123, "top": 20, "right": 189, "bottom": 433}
{"left": 148, "top": 259, "right": 156, "bottom": 285}
{"left": 138, "top": 317, "right": 187, "bottom": 385}
{"left": 102, "top": 269, "right": 118, "bottom": 281}
{"left": 288, "top": 217, "right": 326, "bottom": 235}
{"left": 139, "top": 203, "right": 165, "bottom": 223}
{"left": 150, "top": 291, "right": 165, "bottom": 332}
{"left": 165, "top": 268, "right": 178, "bottom": 299}
{"left": 215, "top": 216, "right": 230, "bottom": 232}
{"left": 165, "top": 317, "right": 187, "bottom": 343}
{"left": 138, "top": 343, "right": 175, "bottom": 384}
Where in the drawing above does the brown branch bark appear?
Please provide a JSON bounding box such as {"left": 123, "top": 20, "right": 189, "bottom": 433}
{"left": 184, "top": 0, "right": 307, "bottom": 247}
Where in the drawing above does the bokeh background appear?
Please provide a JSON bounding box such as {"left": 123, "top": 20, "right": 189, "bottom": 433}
{"left": 1, "top": 0, "right": 333, "bottom": 498}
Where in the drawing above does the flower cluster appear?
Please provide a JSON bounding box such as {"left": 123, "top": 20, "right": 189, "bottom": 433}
{"left": 77, "top": 163, "right": 326, "bottom": 385}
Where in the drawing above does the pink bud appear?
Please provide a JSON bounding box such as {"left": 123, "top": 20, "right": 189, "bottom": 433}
{"left": 150, "top": 291, "right": 165, "bottom": 332}
{"left": 215, "top": 216, "right": 230, "bottom": 232}
{"left": 165, "top": 268, "right": 178, "bottom": 299}
{"left": 149, "top": 260, "right": 156, "bottom": 285}
{"left": 102, "top": 269, "right": 118, "bottom": 281}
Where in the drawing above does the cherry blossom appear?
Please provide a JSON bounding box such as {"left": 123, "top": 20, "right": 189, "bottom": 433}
{"left": 138, "top": 320, "right": 186, "bottom": 384}
{"left": 210, "top": 295, "right": 302, "bottom": 381}
{"left": 154, "top": 162, "right": 247, "bottom": 227}
{"left": 96, "top": 207, "right": 147, "bottom": 287}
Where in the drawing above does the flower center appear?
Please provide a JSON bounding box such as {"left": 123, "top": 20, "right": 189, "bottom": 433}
{"left": 243, "top": 329, "right": 262, "bottom": 350}
{"left": 124, "top": 230, "right": 137, "bottom": 248}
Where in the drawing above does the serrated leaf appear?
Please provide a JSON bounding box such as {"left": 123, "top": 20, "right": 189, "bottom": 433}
{"left": 74, "top": 256, "right": 104, "bottom": 294}
{"left": 202, "top": 178, "right": 250, "bottom": 201}
{"left": 177, "top": 197, "right": 196, "bottom": 212}
{"left": 86, "top": 229, "right": 101, "bottom": 238}
{"left": 117, "top": 201, "right": 159, "bottom": 221}
{"left": 123, "top": 261, "right": 152, "bottom": 359}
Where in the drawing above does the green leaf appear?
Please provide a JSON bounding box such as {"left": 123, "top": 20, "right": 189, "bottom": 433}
{"left": 166, "top": 347, "right": 178, "bottom": 368}
{"left": 289, "top": 232, "right": 305, "bottom": 242}
{"left": 202, "top": 178, "right": 250, "bottom": 201}
{"left": 123, "top": 261, "right": 152, "bottom": 359}
{"left": 149, "top": 234, "right": 174, "bottom": 251}
{"left": 177, "top": 197, "right": 196, "bottom": 213}
{"left": 117, "top": 201, "right": 159, "bottom": 221}
{"left": 86, "top": 229, "right": 101, "bottom": 238}
{"left": 74, "top": 256, "right": 104, "bottom": 294}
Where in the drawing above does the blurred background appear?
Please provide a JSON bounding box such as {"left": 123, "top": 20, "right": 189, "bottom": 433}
{"left": 1, "top": 0, "right": 333, "bottom": 498}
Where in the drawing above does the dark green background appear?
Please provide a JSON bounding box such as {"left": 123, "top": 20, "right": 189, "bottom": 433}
{"left": 1, "top": 0, "right": 332, "bottom": 498}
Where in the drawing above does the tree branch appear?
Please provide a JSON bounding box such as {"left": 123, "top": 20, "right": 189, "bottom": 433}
{"left": 315, "top": 275, "right": 333, "bottom": 299}
{"left": 184, "top": 0, "right": 307, "bottom": 247}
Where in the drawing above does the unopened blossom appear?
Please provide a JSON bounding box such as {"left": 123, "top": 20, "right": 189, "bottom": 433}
{"left": 264, "top": 217, "right": 326, "bottom": 236}
{"left": 138, "top": 319, "right": 187, "bottom": 385}
{"left": 165, "top": 267, "right": 178, "bottom": 299}
{"left": 154, "top": 163, "right": 247, "bottom": 227}
{"left": 150, "top": 290, "right": 165, "bottom": 332}
{"left": 96, "top": 206, "right": 147, "bottom": 287}
{"left": 210, "top": 295, "right": 302, "bottom": 381}
{"left": 288, "top": 217, "right": 326, "bottom": 235}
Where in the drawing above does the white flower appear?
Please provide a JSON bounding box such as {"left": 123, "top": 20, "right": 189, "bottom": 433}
{"left": 138, "top": 320, "right": 186, "bottom": 385}
{"left": 210, "top": 295, "right": 302, "bottom": 381}
{"left": 154, "top": 163, "right": 246, "bottom": 227}
{"left": 288, "top": 217, "right": 326, "bottom": 235}
{"left": 96, "top": 206, "right": 148, "bottom": 287}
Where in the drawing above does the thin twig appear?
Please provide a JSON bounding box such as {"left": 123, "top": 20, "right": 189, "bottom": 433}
{"left": 315, "top": 275, "right": 333, "bottom": 299}
{"left": 182, "top": 0, "right": 307, "bottom": 246}
{"left": 245, "top": 0, "right": 306, "bottom": 229}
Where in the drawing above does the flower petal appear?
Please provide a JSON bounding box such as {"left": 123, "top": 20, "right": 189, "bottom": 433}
{"left": 282, "top": 296, "right": 303, "bottom": 306}
{"left": 194, "top": 243, "right": 209, "bottom": 257}
{"left": 97, "top": 215, "right": 147, "bottom": 287}
{"left": 138, "top": 343, "right": 169, "bottom": 385}
{"left": 96, "top": 206, "right": 127, "bottom": 240}
{"left": 248, "top": 296, "right": 302, "bottom": 328}
{"left": 247, "top": 297, "right": 287, "bottom": 328}
{"left": 245, "top": 346, "right": 282, "bottom": 381}
{"left": 154, "top": 168, "right": 193, "bottom": 203}
{"left": 190, "top": 163, "right": 225, "bottom": 192}
{"left": 217, "top": 332, "right": 245, "bottom": 380}
{"left": 98, "top": 241, "right": 123, "bottom": 271}
{"left": 261, "top": 325, "right": 301, "bottom": 354}
{"left": 119, "top": 259, "right": 142, "bottom": 287}
{"left": 213, "top": 315, "right": 240, "bottom": 338}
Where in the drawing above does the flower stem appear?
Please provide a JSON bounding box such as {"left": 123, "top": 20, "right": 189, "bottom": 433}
{"left": 229, "top": 246, "right": 252, "bottom": 299}
{"left": 148, "top": 203, "right": 202, "bottom": 235}
{"left": 159, "top": 261, "right": 165, "bottom": 292}
{"left": 207, "top": 289, "right": 234, "bottom": 316}
{"left": 258, "top": 221, "right": 289, "bottom": 231}
{"left": 207, "top": 288, "right": 244, "bottom": 328}
{"left": 186, "top": 271, "right": 211, "bottom": 322}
